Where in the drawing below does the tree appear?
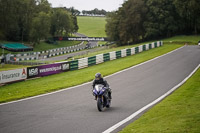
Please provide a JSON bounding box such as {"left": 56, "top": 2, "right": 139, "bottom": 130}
{"left": 82, "top": 8, "right": 108, "bottom": 16}
{"left": 50, "top": 8, "right": 74, "bottom": 37}
{"left": 66, "top": 7, "right": 80, "bottom": 16}
{"left": 144, "top": 0, "right": 178, "bottom": 39}
{"left": 106, "top": 0, "right": 147, "bottom": 45}
{"left": 30, "top": 12, "right": 51, "bottom": 45}
{"left": 174, "top": 0, "right": 200, "bottom": 34}
{"left": 64, "top": 7, "right": 79, "bottom": 33}
{"left": 105, "top": 12, "right": 120, "bottom": 44}
{"left": 0, "top": 0, "right": 36, "bottom": 41}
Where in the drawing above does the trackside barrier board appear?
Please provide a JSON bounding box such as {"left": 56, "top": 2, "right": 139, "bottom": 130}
{"left": 0, "top": 68, "right": 27, "bottom": 84}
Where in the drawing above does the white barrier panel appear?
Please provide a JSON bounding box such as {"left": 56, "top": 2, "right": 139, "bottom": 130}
{"left": 0, "top": 68, "right": 27, "bottom": 84}
{"left": 109, "top": 51, "right": 116, "bottom": 60}
{"left": 139, "top": 45, "right": 143, "bottom": 53}
{"left": 152, "top": 42, "right": 155, "bottom": 48}
{"left": 78, "top": 58, "right": 88, "bottom": 69}
{"left": 131, "top": 47, "right": 135, "bottom": 55}
{"left": 157, "top": 41, "right": 160, "bottom": 47}
{"left": 121, "top": 49, "right": 127, "bottom": 57}
{"left": 96, "top": 54, "right": 104, "bottom": 64}
{"left": 145, "top": 44, "right": 149, "bottom": 50}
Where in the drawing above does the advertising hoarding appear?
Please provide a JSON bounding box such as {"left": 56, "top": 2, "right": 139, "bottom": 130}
{"left": 0, "top": 68, "right": 27, "bottom": 84}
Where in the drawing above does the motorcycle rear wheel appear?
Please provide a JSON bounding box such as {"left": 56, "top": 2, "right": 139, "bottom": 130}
{"left": 106, "top": 99, "right": 111, "bottom": 108}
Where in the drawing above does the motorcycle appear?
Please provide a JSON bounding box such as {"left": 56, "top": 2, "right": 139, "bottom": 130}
{"left": 93, "top": 84, "right": 111, "bottom": 112}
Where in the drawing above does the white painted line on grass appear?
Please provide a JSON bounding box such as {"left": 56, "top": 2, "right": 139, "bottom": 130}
{"left": 102, "top": 64, "right": 200, "bottom": 133}
{"left": 0, "top": 46, "right": 185, "bottom": 106}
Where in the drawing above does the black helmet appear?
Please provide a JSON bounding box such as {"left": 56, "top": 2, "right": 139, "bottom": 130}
{"left": 95, "top": 73, "right": 102, "bottom": 80}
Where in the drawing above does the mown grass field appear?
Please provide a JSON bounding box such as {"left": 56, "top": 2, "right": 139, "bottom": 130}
{"left": 77, "top": 16, "right": 106, "bottom": 37}
{"left": 0, "top": 44, "right": 182, "bottom": 103}
{"left": 120, "top": 67, "right": 200, "bottom": 133}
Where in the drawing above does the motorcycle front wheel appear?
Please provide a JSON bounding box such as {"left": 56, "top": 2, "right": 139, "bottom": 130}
{"left": 97, "top": 98, "right": 103, "bottom": 112}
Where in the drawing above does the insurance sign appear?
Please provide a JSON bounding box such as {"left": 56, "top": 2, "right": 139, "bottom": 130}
{"left": 0, "top": 68, "right": 27, "bottom": 84}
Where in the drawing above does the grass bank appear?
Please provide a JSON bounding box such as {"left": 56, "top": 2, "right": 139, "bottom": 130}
{"left": 77, "top": 16, "right": 106, "bottom": 37}
{"left": 120, "top": 67, "right": 200, "bottom": 133}
{"left": 0, "top": 64, "right": 29, "bottom": 71}
{"left": 163, "top": 35, "right": 200, "bottom": 44}
{"left": 0, "top": 44, "right": 182, "bottom": 103}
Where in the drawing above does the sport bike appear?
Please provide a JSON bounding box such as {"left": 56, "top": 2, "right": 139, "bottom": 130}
{"left": 93, "top": 84, "right": 111, "bottom": 112}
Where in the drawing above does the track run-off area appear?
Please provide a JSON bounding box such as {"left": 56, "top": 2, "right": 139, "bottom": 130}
{"left": 0, "top": 45, "right": 200, "bottom": 133}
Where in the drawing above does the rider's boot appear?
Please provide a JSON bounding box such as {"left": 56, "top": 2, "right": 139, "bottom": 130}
{"left": 108, "top": 91, "right": 112, "bottom": 99}
{"left": 95, "top": 95, "right": 97, "bottom": 100}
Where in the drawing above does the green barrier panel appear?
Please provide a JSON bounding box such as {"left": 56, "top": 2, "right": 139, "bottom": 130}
{"left": 116, "top": 51, "right": 121, "bottom": 58}
{"left": 126, "top": 49, "right": 131, "bottom": 56}
{"left": 135, "top": 47, "right": 139, "bottom": 54}
{"left": 149, "top": 44, "right": 152, "bottom": 49}
{"left": 143, "top": 45, "right": 146, "bottom": 51}
{"left": 155, "top": 42, "right": 157, "bottom": 48}
{"left": 103, "top": 53, "right": 110, "bottom": 62}
{"left": 88, "top": 56, "right": 96, "bottom": 66}
{"left": 70, "top": 60, "right": 78, "bottom": 70}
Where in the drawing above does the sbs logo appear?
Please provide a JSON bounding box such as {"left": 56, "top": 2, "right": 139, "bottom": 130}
{"left": 29, "top": 68, "right": 38, "bottom": 76}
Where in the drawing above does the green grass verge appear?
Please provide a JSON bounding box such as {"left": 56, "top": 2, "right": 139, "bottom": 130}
{"left": 120, "top": 67, "right": 200, "bottom": 133}
{"left": 77, "top": 16, "right": 106, "bottom": 37}
{"left": 0, "top": 64, "right": 29, "bottom": 71}
{"left": 0, "top": 44, "right": 182, "bottom": 103}
{"left": 163, "top": 35, "right": 200, "bottom": 45}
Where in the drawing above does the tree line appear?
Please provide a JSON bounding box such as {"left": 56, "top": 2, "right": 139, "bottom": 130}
{"left": 106, "top": 0, "right": 200, "bottom": 45}
{"left": 0, "top": 0, "right": 79, "bottom": 45}
{"left": 82, "top": 8, "right": 107, "bottom": 16}
{"left": 64, "top": 8, "right": 108, "bottom": 16}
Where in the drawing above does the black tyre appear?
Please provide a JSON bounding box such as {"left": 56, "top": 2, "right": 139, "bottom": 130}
{"left": 106, "top": 99, "right": 111, "bottom": 108}
{"left": 97, "top": 98, "right": 103, "bottom": 112}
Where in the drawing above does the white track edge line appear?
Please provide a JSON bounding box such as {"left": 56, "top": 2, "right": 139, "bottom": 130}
{"left": 102, "top": 64, "right": 200, "bottom": 133}
{"left": 0, "top": 46, "right": 185, "bottom": 106}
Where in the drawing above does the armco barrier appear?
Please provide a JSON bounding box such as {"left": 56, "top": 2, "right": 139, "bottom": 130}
{"left": 116, "top": 51, "right": 121, "bottom": 59}
{"left": 126, "top": 49, "right": 131, "bottom": 56}
{"left": 0, "top": 41, "right": 163, "bottom": 84}
{"left": 103, "top": 53, "right": 110, "bottom": 62}
{"left": 88, "top": 56, "right": 96, "bottom": 66}
{"left": 70, "top": 60, "right": 78, "bottom": 70}
{"left": 96, "top": 54, "right": 104, "bottom": 64}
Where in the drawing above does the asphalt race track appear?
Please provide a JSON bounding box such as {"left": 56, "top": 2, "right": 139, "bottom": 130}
{"left": 0, "top": 46, "right": 199, "bottom": 133}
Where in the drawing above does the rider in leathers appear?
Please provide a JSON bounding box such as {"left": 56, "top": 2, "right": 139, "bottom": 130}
{"left": 92, "top": 73, "right": 112, "bottom": 100}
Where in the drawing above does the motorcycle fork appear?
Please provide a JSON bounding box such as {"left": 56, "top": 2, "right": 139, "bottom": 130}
{"left": 98, "top": 96, "right": 103, "bottom": 103}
